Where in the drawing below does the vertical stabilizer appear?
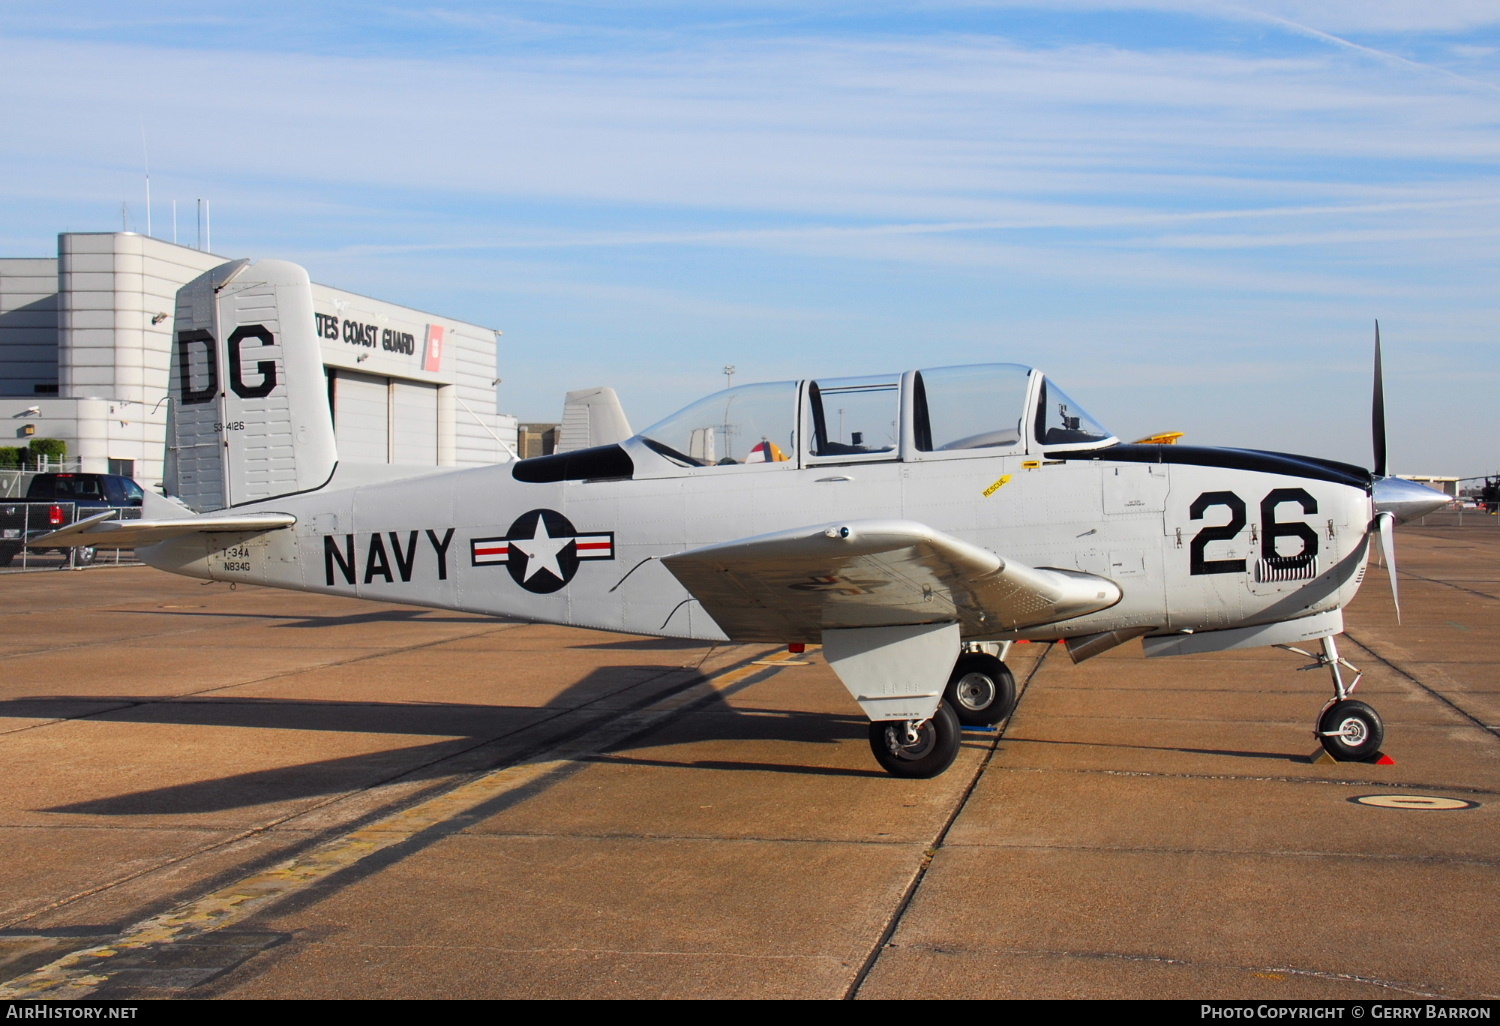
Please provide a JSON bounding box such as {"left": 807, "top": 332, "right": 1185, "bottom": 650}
{"left": 166, "top": 259, "right": 337, "bottom": 511}
{"left": 556, "top": 386, "right": 633, "bottom": 453}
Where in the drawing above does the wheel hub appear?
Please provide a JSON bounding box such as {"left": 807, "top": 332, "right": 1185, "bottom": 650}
{"left": 886, "top": 720, "right": 936, "bottom": 760}
{"left": 1337, "top": 717, "right": 1367, "bottom": 744}
{"left": 954, "top": 672, "right": 996, "bottom": 711}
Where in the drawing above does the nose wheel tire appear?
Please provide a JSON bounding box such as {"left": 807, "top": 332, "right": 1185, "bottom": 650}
{"left": 1317, "top": 699, "right": 1384, "bottom": 761}
{"left": 944, "top": 653, "right": 1017, "bottom": 727}
{"left": 869, "top": 702, "right": 961, "bottom": 779}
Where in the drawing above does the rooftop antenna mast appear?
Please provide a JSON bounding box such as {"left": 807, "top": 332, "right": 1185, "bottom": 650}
{"left": 721, "top": 365, "right": 737, "bottom": 460}
{"left": 140, "top": 117, "right": 151, "bottom": 238}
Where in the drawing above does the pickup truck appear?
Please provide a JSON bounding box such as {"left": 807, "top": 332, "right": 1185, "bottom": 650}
{"left": 0, "top": 473, "right": 146, "bottom": 567}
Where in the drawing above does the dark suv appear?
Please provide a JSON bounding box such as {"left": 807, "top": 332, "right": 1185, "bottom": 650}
{"left": 24, "top": 472, "right": 146, "bottom": 508}
{"left": 0, "top": 473, "right": 145, "bottom": 567}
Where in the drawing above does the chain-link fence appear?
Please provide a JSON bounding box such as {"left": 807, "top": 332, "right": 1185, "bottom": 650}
{"left": 1414, "top": 504, "right": 1500, "bottom": 529}
{"left": 0, "top": 502, "right": 141, "bottom": 571}
{"left": 0, "top": 462, "right": 87, "bottom": 499}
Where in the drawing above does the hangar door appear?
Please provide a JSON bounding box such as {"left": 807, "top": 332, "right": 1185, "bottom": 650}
{"left": 329, "top": 370, "right": 440, "bottom": 465}
{"left": 392, "top": 380, "right": 438, "bottom": 464}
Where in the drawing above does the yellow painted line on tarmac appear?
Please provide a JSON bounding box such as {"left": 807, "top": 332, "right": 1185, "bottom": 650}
{"left": 0, "top": 647, "right": 805, "bottom": 1000}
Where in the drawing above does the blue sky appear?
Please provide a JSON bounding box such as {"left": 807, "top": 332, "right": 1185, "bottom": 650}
{"left": 2, "top": 2, "right": 1497, "bottom": 476}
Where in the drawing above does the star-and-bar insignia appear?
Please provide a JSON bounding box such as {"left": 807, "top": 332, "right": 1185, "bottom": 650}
{"left": 470, "top": 508, "right": 615, "bottom": 594}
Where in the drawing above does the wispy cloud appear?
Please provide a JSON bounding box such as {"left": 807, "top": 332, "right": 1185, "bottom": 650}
{"left": 1, "top": 3, "right": 1497, "bottom": 472}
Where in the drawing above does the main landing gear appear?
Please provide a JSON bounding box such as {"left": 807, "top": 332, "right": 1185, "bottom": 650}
{"left": 944, "top": 650, "right": 1017, "bottom": 727}
{"left": 1283, "top": 635, "right": 1385, "bottom": 761}
{"left": 867, "top": 645, "right": 1020, "bottom": 778}
{"left": 869, "top": 702, "right": 962, "bottom": 779}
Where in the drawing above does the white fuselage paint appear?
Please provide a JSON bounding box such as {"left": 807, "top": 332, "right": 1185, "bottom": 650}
{"left": 139, "top": 443, "right": 1371, "bottom": 645}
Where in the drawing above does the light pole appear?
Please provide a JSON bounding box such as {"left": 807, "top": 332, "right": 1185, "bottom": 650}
{"left": 723, "top": 365, "right": 735, "bottom": 390}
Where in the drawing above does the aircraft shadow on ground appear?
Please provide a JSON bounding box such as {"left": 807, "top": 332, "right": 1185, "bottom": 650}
{"left": 581, "top": 752, "right": 891, "bottom": 778}
{"left": 112, "top": 607, "right": 510, "bottom": 627}
{"left": 28, "top": 666, "right": 867, "bottom": 816}
{"left": 575, "top": 638, "right": 707, "bottom": 651}
{"left": 1008, "top": 735, "right": 1307, "bottom": 762}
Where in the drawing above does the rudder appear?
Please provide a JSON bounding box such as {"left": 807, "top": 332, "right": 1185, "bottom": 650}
{"left": 166, "top": 259, "right": 337, "bottom": 511}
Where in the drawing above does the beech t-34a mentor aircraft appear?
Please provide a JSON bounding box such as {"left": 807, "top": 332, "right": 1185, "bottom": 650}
{"left": 36, "top": 259, "right": 1448, "bottom": 779}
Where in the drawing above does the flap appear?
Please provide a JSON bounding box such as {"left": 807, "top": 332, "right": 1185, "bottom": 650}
{"left": 661, "top": 519, "right": 1121, "bottom": 642}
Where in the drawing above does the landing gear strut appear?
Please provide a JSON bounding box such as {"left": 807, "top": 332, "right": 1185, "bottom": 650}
{"left": 1283, "top": 635, "right": 1385, "bottom": 761}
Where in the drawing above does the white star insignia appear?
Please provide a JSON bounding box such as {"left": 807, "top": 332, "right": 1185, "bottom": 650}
{"left": 509, "top": 517, "right": 571, "bottom": 583}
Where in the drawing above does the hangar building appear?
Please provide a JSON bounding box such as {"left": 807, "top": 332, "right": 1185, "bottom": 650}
{"left": 0, "top": 232, "right": 518, "bottom": 488}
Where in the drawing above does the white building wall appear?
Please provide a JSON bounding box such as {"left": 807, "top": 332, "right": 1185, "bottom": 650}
{"left": 58, "top": 233, "right": 224, "bottom": 404}
{"left": 0, "top": 397, "right": 132, "bottom": 473}
{"left": 310, "top": 282, "right": 514, "bottom": 465}
{"left": 452, "top": 325, "right": 514, "bottom": 463}
{"left": 52, "top": 234, "right": 225, "bottom": 484}
{"left": 0, "top": 233, "right": 518, "bottom": 486}
{"left": 0, "top": 258, "right": 60, "bottom": 397}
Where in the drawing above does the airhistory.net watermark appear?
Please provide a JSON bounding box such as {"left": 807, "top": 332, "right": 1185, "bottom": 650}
{"left": 5, "top": 1009, "right": 137, "bottom": 1019}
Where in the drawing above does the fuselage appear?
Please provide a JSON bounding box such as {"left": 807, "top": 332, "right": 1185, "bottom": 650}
{"left": 140, "top": 438, "right": 1374, "bottom": 645}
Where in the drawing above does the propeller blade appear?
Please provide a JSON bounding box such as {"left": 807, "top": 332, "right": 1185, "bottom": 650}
{"left": 1377, "top": 510, "right": 1400, "bottom": 624}
{"left": 1372, "top": 320, "right": 1387, "bottom": 479}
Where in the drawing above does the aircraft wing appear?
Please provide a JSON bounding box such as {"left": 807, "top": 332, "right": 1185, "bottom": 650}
{"left": 660, "top": 519, "right": 1121, "bottom": 642}
{"left": 28, "top": 510, "right": 296, "bottom": 550}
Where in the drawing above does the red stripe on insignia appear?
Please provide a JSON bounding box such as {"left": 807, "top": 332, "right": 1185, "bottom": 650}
{"left": 574, "top": 534, "right": 613, "bottom": 559}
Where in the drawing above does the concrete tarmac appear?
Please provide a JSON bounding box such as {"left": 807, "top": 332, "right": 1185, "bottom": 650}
{"left": 0, "top": 514, "right": 1495, "bottom": 1000}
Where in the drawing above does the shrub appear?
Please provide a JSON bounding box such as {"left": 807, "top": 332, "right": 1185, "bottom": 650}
{"left": 27, "top": 438, "right": 67, "bottom": 468}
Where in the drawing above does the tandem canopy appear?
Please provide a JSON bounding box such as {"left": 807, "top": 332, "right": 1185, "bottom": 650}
{"left": 634, "top": 364, "right": 1115, "bottom": 471}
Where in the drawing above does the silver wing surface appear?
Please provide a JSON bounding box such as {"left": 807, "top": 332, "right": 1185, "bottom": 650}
{"left": 661, "top": 519, "right": 1121, "bottom": 642}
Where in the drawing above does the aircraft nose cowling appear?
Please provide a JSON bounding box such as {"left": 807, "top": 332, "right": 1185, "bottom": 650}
{"left": 1373, "top": 476, "right": 1450, "bottom": 524}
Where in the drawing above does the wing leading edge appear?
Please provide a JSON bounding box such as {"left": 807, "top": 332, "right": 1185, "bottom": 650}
{"left": 661, "top": 519, "right": 1121, "bottom": 642}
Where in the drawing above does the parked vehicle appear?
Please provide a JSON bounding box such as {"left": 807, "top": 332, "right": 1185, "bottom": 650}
{"left": 0, "top": 473, "right": 145, "bottom": 567}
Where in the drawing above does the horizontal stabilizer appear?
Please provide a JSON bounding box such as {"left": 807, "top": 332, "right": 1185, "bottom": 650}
{"left": 28, "top": 511, "right": 296, "bottom": 550}
{"left": 662, "top": 519, "right": 1121, "bottom": 642}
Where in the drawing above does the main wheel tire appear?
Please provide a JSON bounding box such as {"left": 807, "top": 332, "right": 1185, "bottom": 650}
{"left": 869, "top": 702, "right": 962, "bottom": 779}
{"left": 944, "top": 653, "right": 1017, "bottom": 726}
{"left": 1317, "top": 700, "right": 1384, "bottom": 761}
{"left": 74, "top": 546, "right": 96, "bottom": 567}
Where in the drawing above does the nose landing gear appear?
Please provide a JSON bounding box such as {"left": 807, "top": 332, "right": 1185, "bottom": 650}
{"left": 1317, "top": 699, "right": 1384, "bottom": 760}
{"left": 1282, "top": 634, "right": 1386, "bottom": 761}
